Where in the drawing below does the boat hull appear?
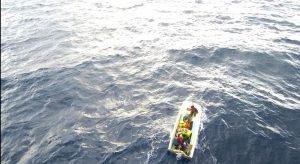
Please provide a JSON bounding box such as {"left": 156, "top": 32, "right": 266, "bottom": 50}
{"left": 168, "top": 101, "right": 203, "bottom": 159}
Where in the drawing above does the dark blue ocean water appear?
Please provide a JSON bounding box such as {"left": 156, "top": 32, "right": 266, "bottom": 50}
{"left": 1, "top": 0, "right": 300, "bottom": 163}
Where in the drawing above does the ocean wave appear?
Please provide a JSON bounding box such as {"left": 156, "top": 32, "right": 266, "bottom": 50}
{"left": 2, "top": 0, "right": 300, "bottom": 163}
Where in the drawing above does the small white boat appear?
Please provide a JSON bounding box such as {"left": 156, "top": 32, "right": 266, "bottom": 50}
{"left": 168, "top": 101, "right": 203, "bottom": 159}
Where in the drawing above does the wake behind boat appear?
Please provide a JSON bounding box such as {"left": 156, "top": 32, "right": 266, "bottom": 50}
{"left": 168, "top": 101, "right": 203, "bottom": 159}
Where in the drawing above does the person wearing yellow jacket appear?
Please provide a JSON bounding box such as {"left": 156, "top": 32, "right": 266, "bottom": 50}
{"left": 179, "top": 128, "right": 192, "bottom": 140}
{"left": 178, "top": 121, "right": 191, "bottom": 129}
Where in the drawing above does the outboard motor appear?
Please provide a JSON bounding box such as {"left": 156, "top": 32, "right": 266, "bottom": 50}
{"left": 176, "top": 153, "right": 183, "bottom": 160}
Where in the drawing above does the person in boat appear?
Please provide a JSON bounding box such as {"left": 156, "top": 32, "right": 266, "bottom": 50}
{"left": 179, "top": 121, "right": 191, "bottom": 130}
{"left": 183, "top": 115, "right": 192, "bottom": 123}
{"left": 183, "top": 114, "right": 193, "bottom": 130}
{"left": 183, "top": 141, "right": 191, "bottom": 155}
{"left": 173, "top": 137, "right": 180, "bottom": 146}
{"left": 179, "top": 128, "right": 192, "bottom": 140}
{"left": 176, "top": 144, "right": 184, "bottom": 151}
{"left": 174, "top": 133, "right": 185, "bottom": 150}
{"left": 178, "top": 134, "right": 184, "bottom": 144}
{"left": 188, "top": 105, "right": 198, "bottom": 117}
